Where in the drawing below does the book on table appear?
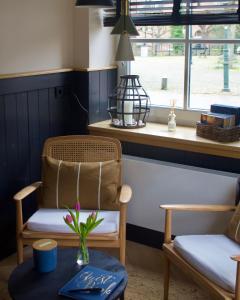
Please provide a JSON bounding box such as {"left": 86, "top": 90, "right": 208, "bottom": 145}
{"left": 58, "top": 265, "right": 124, "bottom": 300}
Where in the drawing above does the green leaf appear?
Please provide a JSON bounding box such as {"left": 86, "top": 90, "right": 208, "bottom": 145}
{"left": 68, "top": 223, "right": 77, "bottom": 232}
{"left": 86, "top": 214, "right": 92, "bottom": 228}
{"left": 91, "top": 218, "right": 104, "bottom": 231}
{"left": 86, "top": 218, "right": 104, "bottom": 235}
{"left": 80, "top": 222, "right": 87, "bottom": 238}
{"left": 76, "top": 209, "right": 79, "bottom": 225}
{"left": 75, "top": 201, "right": 80, "bottom": 224}
{"left": 68, "top": 209, "right": 79, "bottom": 233}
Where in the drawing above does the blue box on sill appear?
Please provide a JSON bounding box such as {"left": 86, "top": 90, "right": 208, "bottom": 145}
{"left": 210, "top": 104, "right": 240, "bottom": 126}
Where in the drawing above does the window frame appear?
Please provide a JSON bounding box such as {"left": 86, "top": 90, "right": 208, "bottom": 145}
{"left": 128, "top": 25, "right": 240, "bottom": 125}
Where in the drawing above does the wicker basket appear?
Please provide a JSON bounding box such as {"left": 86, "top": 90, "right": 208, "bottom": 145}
{"left": 196, "top": 121, "right": 240, "bottom": 143}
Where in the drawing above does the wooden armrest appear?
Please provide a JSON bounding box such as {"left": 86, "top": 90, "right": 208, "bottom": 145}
{"left": 13, "top": 181, "right": 42, "bottom": 201}
{"left": 160, "top": 204, "right": 236, "bottom": 212}
{"left": 119, "top": 185, "right": 132, "bottom": 204}
{"left": 161, "top": 204, "right": 236, "bottom": 244}
{"left": 231, "top": 256, "right": 240, "bottom": 262}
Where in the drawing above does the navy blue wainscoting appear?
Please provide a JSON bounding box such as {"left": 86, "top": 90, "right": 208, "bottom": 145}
{"left": 74, "top": 69, "right": 117, "bottom": 125}
{"left": 0, "top": 72, "right": 75, "bottom": 259}
{"left": 0, "top": 68, "right": 117, "bottom": 259}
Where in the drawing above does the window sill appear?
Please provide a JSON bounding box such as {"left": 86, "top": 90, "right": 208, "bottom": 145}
{"left": 88, "top": 120, "right": 240, "bottom": 159}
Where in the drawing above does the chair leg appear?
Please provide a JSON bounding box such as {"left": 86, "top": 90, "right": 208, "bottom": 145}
{"left": 235, "top": 262, "right": 240, "bottom": 300}
{"left": 16, "top": 200, "right": 24, "bottom": 264}
{"left": 17, "top": 237, "right": 24, "bottom": 264}
{"left": 119, "top": 204, "right": 127, "bottom": 266}
{"left": 120, "top": 240, "right": 126, "bottom": 265}
{"left": 163, "top": 256, "right": 170, "bottom": 300}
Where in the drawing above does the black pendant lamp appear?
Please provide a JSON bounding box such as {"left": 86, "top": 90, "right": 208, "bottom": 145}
{"left": 75, "top": 0, "right": 114, "bottom": 8}
{"left": 111, "top": 0, "right": 139, "bottom": 36}
{"left": 115, "top": 32, "right": 134, "bottom": 61}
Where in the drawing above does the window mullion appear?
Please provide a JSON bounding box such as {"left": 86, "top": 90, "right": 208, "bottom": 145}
{"left": 184, "top": 26, "right": 190, "bottom": 110}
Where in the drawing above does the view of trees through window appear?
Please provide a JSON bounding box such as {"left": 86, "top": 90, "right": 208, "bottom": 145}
{"left": 131, "top": 25, "right": 240, "bottom": 110}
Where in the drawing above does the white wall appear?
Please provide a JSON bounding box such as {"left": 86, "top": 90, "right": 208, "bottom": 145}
{"left": 0, "top": 0, "right": 74, "bottom": 74}
{"left": 89, "top": 9, "right": 116, "bottom": 69}
{"left": 123, "top": 155, "right": 238, "bottom": 235}
{"left": 74, "top": 8, "right": 89, "bottom": 69}
{"left": 74, "top": 8, "right": 116, "bottom": 69}
{"left": 0, "top": 1, "right": 116, "bottom": 74}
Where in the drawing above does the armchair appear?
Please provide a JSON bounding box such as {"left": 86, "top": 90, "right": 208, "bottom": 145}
{"left": 14, "top": 135, "right": 132, "bottom": 265}
{"left": 160, "top": 204, "right": 240, "bottom": 300}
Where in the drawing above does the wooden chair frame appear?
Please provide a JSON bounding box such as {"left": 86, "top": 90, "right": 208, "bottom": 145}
{"left": 14, "top": 135, "right": 132, "bottom": 265}
{"left": 160, "top": 204, "right": 240, "bottom": 300}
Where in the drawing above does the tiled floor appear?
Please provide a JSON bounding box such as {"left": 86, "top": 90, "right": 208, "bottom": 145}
{"left": 0, "top": 241, "right": 207, "bottom": 300}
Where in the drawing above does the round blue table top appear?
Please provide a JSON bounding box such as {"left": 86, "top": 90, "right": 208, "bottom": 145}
{"left": 8, "top": 248, "right": 128, "bottom": 300}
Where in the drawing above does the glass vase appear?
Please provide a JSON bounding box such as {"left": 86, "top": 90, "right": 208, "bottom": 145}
{"left": 76, "top": 236, "right": 89, "bottom": 266}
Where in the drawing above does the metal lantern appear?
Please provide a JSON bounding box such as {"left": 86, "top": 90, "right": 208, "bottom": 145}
{"left": 108, "top": 75, "right": 150, "bottom": 129}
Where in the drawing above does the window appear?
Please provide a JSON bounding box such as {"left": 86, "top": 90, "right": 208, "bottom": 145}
{"left": 130, "top": 24, "right": 240, "bottom": 111}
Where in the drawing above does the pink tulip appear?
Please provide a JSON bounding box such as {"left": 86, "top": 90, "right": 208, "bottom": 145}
{"left": 75, "top": 202, "right": 81, "bottom": 212}
{"left": 65, "top": 214, "right": 73, "bottom": 224}
{"left": 90, "top": 211, "right": 96, "bottom": 219}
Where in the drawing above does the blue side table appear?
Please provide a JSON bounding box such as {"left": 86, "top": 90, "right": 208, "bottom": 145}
{"left": 8, "top": 249, "right": 127, "bottom": 300}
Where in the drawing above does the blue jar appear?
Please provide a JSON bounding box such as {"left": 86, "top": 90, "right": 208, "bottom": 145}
{"left": 33, "top": 239, "right": 57, "bottom": 273}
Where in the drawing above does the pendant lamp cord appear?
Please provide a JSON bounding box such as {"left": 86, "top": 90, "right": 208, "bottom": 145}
{"left": 172, "top": 0, "right": 182, "bottom": 16}
{"left": 71, "top": 91, "right": 89, "bottom": 128}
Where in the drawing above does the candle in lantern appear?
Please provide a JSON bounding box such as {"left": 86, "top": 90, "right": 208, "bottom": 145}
{"left": 124, "top": 101, "right": 133, "bottom": 125}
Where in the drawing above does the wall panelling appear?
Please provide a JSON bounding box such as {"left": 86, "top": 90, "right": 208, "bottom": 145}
{"left": 0, "top": 68, "right": 117, "bottom": 259}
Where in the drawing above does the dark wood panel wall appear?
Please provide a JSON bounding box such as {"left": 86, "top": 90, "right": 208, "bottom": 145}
{"left": 0, "top": 69, "right": 117, "bottom": 259}
{"left": 74, "top": 69, "right": 117, "bottom": 124}
{"left": 88, "top": 69, "right": 117, "bottom": 124}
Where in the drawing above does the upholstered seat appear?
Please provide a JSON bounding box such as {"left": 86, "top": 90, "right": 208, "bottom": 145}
{"left": 174, "top": 234, "right": 240, "bottom": 293}
{"left": 160, "top": 203, "right": 240, "bottom": 300}
{"left": 27, "top": 209, "right": 119, "bottom": 234}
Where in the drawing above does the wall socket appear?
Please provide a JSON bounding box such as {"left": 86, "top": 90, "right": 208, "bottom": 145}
{"left": 55, "top": 87, "right": 64, "bottom": 99}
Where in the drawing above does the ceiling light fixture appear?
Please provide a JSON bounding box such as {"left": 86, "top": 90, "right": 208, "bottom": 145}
{"left": 111, "top": 0, "right": 139, "bottom": 36}
{"left": 75, "top": 0, "right": 114, "bottom": 8}
{"left": 115, "top": 32, "right": 134, "bottom": 61}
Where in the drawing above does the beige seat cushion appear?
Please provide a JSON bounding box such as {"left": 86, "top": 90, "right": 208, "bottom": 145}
{"left": 41, "top": 156, "right": 121, "bottom": 210}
